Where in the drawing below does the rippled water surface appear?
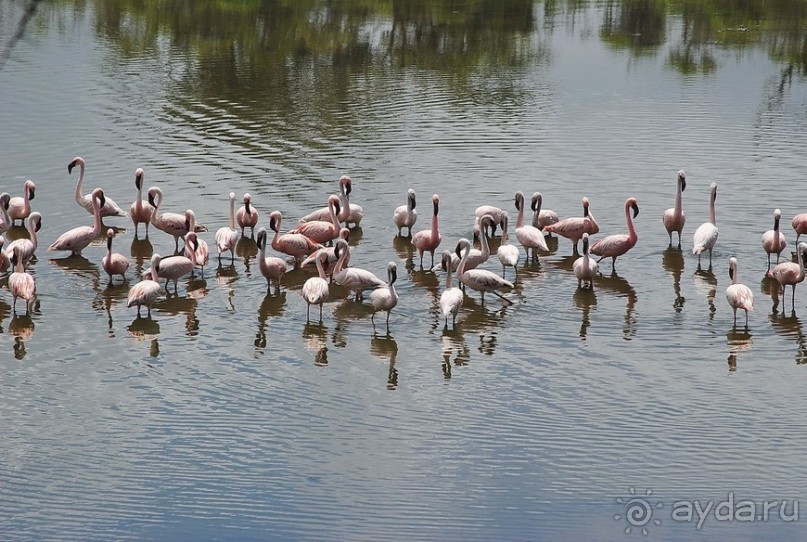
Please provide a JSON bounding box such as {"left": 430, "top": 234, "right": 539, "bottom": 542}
{"left": 2, "top": 1, "right": 807, "bottom": 540}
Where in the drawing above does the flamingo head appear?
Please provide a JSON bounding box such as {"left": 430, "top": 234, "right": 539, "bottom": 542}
{"left": 92, "top": 188, "right": 106, "bottom": 210}
{"left": 407, "top": 189, "right": 416, "bottom": 209}
{"left": 106, "top": 228, "right": 115, "bottom": 250}
{"left": 0, "top": 192, "right": 10, "bottom": 210}
{"left": 628, "top": 198, "right": 639, "bottom": 219}
{"left": 30, "top": 212, "right": 42, "bottom": 233}
{"left": 184, "top": 210, "right": 194, "bottom": 231}
{"left": 774, "top": 208, "right": 782, "bottom": 221}
{"left": 339, "top": 227, "right": 350, "bottom": 242}
{"left": 268, "top": 211, "right": 281, "bottom": 233}
{"left": 432, "top": 194, "right": 440, "bottom": 215}
{"left": 530, "top": 192, "right": 542, "bottom": 213}
{"left": 10, "top": 246, "right": 19, "bottom": 267}
{"left": 677, "top": 170, "right": 686, "bottom": 191}
{"left": 334, "top": 238, "right": 349, "bottom": 259}
{"left": 328, "top": 194, "right": 341, "bottom": 217}
{"left": 387, "top": 262, "right": 397, "bottom": 285}
{"left": 67, "top": 156, "right": 84, "bottom": 175}
{"left": 256, "top": 228, "right": 266, "bottom": 250}
{"left": 729, "top": 256, "right": 737, "bottom": 281}
{"left": 710, "top": 182, "right": 718, "bottom": 201}
{"left": 135, "top": 168, "right": 144, "bottom": 190}
{"left": 186, "top": 231, "right": 199, "bottom": 252}
{"left": 514, "top": 191, "right": 524, "bottom": 211}
{"left": 582, "top": 232, "right": 590, "bottom": 253}
{"left": 340, "top": 175, "right": 352, "bottom": 196}
{"left": 441, "top": 250, "right": 451, "bottom": 272}
{"left": 455, "top": 238, "right": 470, "bottom": 259}
{"left": 582, "top": 197, "right": 591, "bottom": 216}
{"left": 25, "top": 180, "right": 36, "bottom": 201}
{"left": 147, "top": 187, "right": 160, "bottom": 208}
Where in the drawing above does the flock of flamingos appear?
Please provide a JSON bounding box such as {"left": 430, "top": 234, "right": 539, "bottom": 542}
{"left": 1, "top": 159, "right": 806, "bottom": 331}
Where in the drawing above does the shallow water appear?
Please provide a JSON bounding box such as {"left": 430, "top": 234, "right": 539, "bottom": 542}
{"left": 2, "top": 1, "right": 807, "bottom": 540}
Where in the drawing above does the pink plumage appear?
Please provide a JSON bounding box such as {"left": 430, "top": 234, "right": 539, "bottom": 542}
{"left": 411, "top": 194, "right": 442, "bottom": 268}
{"left": 590, "top": 197, "right": 639, "bottom": 271}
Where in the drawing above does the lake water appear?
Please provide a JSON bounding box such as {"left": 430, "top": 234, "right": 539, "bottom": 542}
{"left": 2, "top": 1, "right": 807, "bottom": 540}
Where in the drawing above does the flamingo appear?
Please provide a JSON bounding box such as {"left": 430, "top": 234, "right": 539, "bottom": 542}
{"left": 662, "top": 170, "right": 686, "bottom": 247}
{"left": 475, "top": 204, "right": 505, "bottom": 237}
{"left": 48, "top": 189, "right": 105, "bottom": 256}
{"left": 8, "top": 246, "right": 35, "bottom": 313}
{"left": 792, "top": 213, "right": 807, "bottom": 243}
{"left": 301, "top": 249, "right": 330, "bottom": 322}
{"left": 185, "top": 210, "right": 209, "bottom": 275}
{"left": 256, "top": 227, "right": 287, "bottom": 292}
{"left": 289, "top": 195, "right": 341, "bottom": 245}
{"left": 4, "top": 211, "right": 41, "bottom": 268}
{"left": 148, "top": 186, "right": 189, "bottom": 251}
{"left": 298, "top": 175, "right": 352, "bottom": 225}
{"left": 497, "top": 212, "right": 520, "bottom": 279}
{"left": 762, "top": 208, "right": 787, "bottom": 271}
{"left": 127, "top": 254, "right": 163, "bottom": 317}
{"left": 590, "top": 197, "right": 639, "bottom": 271}
{"left": 214, "top": 192, "right": 239, "bottom": 262}
{"left": 543, "top": 197, "right": 599, "bottom": 254}
{"left": 300, "top": 227, "right": 350, "bottom": 278}
{"left": 444, "top": 214, "right": 494, "bottom": 272}
{"left": 0, "top": 236, "right": 10, "bottom": 273}
{"left": 573, "top": 233, "right": 598, "bottom": 289}
{"left": 411, "top": 194, "right": 442, "bottom": 268}
{"left": 531, "top": 192, "right": 559, "bottom": 232}
{"left": 68, "top": 157, "right": 127, "bottom": 218}
{"left": 156, "top": 233, "right": 197, "bottom": 293}
{"left": 268, "top": 211, "right": 322, "bottom": 266}
{"left": 455, "top": 238, "right": 513, "bottom": 304}
{"left": 9, "top": 179, "right": 36, "bottom": 226}
{"left": 332, "top": 238, "right": 385, "bottom": 301}
{"left": 439, "top": 250, "right": 464, "bottom": 328}
{"left": 130, "top": 168, "right": 153, "bottom": 237}
{"left": 769, "top": 242, "right": 807, "bottom": 311}
{"left": 393, "top": 189, "right": 417, "bottom": 236}
{"left": 514, "top": 191, "right": 548, "bottom": 260}
{"left": 0, "top": 192, "right": 11, "bottom": 234}
{"left": 236, "top": 193, "right": 259, "bottom": 238}
{"left": 341, "top": 175, "right": 364, "bottom": 228}
{"left": 102, "top": 228, "right": 130, "bottom": 283}
{"left": 371, "top": 262, "right": 399, "bottom": 328}
{"left": 692, "top": 182, "right": 719, "bottom": 267}
{"left": 726, "top": 257, "right": 753, "bottom": 326}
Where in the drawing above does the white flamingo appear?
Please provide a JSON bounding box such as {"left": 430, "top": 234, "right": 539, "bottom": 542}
{"left": 444, "top": 214, "right": 494, "bottom": 272}
{"left": 726, "top": 257, "right": 753, "bottom": 326}
{"left": 332, "top": 238, "right": 385, "bottom": 301}
{"left": 302, "top": 249, "right": 330, "bottom": 321}
{"left": 215, "top": 192, "right": 239, "bottom": 262}
{"left": 185, "top": 210, "right": 209, "bottom": 276}
{"left": 573, "top": 233, "right": 598, "bottom": 289}
{"left": 68, "top": 156, "right": 127, "bottom": 218}
{"left": 514, "top": 191, "right": 548, "bottom": 259}
{"left": 102, "top": 228, "right": 130, "bottom": 283}
{"left": 236, "top": 193, "right": 259, "bottom": 238}
{"left": 8, "top": 179, "right": 36, "bottom": 226}
{"left": 48, "top": 189, "right": 105, "bottom": 256}
{"left": 474, "top": 204, "right": 505, "bottom": 237}
{"left": 456, "top": 238, "right": 513, "bottom": 304}
{"left": 662, "top": 170, "right": 686, "bottom": 247}
{"left": 127, "top": 254, "right": 163, "bottom": 317}
{"left": 439, "top": 250, "right": 464, "bottom": 328}
{"left": 156, "top": 233, "right": 197, "bottom": 293}
{"left": 5, "top": 211, "right": 42, "bottom": 268}
{"left": 692, "top": 182, "right": 719, "bottom": 267}
{"left": 8, "top": 246, "right": 35, "bottom": 314}
{"left": 762, "top": 208, "right": 787, "bottom": 271}
{"left": 393, "top": 189, "right": 417, "bottom": 236}
{"left": 341, "top": 175, "right": 364, "bottom": 228}
{"left": 370, "top": 262, "right": 399, "bottom": 328}
{"left": 148, "top": 186, "right": 189, "bottom": 251}
{"left": 256, "top": 227, "right": 287, "bottom": 292}
{"left": 531, "top": 192, "right": 559, "bottom": 231}
{"left": 497, "top": 211, "right": 520, "bottom": 279}
{"left": 129, "top": 168, "right": 153, "bottom": 237}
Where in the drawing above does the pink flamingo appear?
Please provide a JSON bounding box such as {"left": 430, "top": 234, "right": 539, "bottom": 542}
{"left": 0, "top": 192, "right": 11, "bottom": 234}
{"left": 411, "top": 194, "right": 442, "bottom": 268}
{"left": 692, "top": 182, "right": 719, "bottom": 267}
{"left": 543, "top": 197, "right": 599, "bottom": 254}
{"left": 302, "top": 249, "right": 330, "bottom": 321}
{"left": 8, "top": 246, "right": 35, "bottom": 313}
{"left": 0, "top": 235, "right": 10, "bottom": 273}
{"left": 268, "top": 211, "right": 322, "bottom": 266}
{"left": 792, "top": 213, "right": 807, "bottom": 243}
{"left": 341, "top": 176, "right": 364, "bottom": 228}
{"left": 762, "top": 208, "right": 787, "bottom": 271}
{"left": 573, "top": 233, "right": 598, "bottom": 289}
{"left": 590, "top": 197, "right": 639, "bottom": 271}
{"left": 9, "top": 179, "right": 36, "bottom": 226}
{"left": 299, "top": 175, "right": 352, "bottom": 225}
{"left": 444, "top": 214, "right": 494, "bottom": 272}
{"left": 514, "top": 191, "right": 548, "bottom": 260}
{"left": 370, "top": 262, "right": 399, "bottom": 328}
{"left": 393, "top": 189, "right": 417, "bottom": 236}
{"left": 4, "top": 211, "right": 41, "bottom": 268}
{"left": 289, "top": 195, "right": 341, "bottom": 245}
{"left": 300, "top": 227, "right": 350, "bottom": 278}
{"left": 127, "top": 254, "right": 163, "bottom": 317}
{"left": 130, "top": 168, "right": 153, "bottom": 238}
{"left": 48, "top": 188, "right": 105, "bottom": 256}
{"left": 156, "top": 233, "right": 197, "bottom": 293}
{"left": 769, "top": 241, "right": 807, "bottom": 311}
{"left": 256, "top": 227, "right": 287, "bottom": 293}
{"left": 102, "top": 228, "right": 130, "bottom": 283}
{"left": 236, "top": 193, "right": 259, "bottom": 238}
{"left": 662, "top": 170, "right": 686, "bottom": 247}
{"left": 332, "top": 238, "right": 385, "bottom": 301}
{"left": 455, "top": 238, "right": 513, "bottom": 305}
{"left": 215, "top": 192, "right": 239, "bottom": 262}
{"left": 148, "top": 186, "right": 189, "bottom": 251}
{"left": 439, "top": 250, "right": 464, "bottom": 328}
{"left": 185, "top": 210, "right": 209, "bottom": 276}
{"left": 726, "top": 257, "right": 753, "bottom": 326}
{"left": 531, "top": 192, "right": 559, "bottom": 231}
{"left": 68, "top": 157, "right": 127, "bottom": 218}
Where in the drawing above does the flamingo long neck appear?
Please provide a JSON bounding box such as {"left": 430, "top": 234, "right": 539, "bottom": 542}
{"left": 258, "top": 235, "right": 266, "bottom": 259}
{"left": 407, "top": 197, "right": 415, "bottom": 224}
{"left": 626, "top": 203, "right": 637, "bottom": 242}
{"left": 334, "top": 244, "right": 348, "bottom": 275}
{"left": 150, "top": 190, "right": 162, "bottom": 225}
{"left": 798, "top": 248, "right": 805, "bottom": 282}
{"left": 15, "top": 253, "right": 24, "bottom": 273}
{"left": 107, "top": 236, "right": 113, "bottom": 258}
{"left": 1, "top": 201, "right": 10, "bottom": 227}
{"left": 27, "top": 218, "right": 38, "bottom": 251}
{"left": 445, "top": 261, "right": 454, "bottom": 289}
{"left": 583, "top": 240, "right": 590, "bottom": 267}
{"left": 74, "top": 162, "right": 86, "bottom": 204}
{"left": 228, "top": 197, "right": 235, "bottom": 230}
{"left": 516, "top": 197, "right": 525, "bottom": 228}
{"left": 92, "top": 199, "right": 103, "bottom": 236}
{"left": 457, "top": 244, "right": 470, "bottom": 277}
{"left": 709, "top": 190, "right": 716, "bottom": 225}
{"left": 185, "top": 238, "right": 197, "bottom": 266}
{"left": 330, "top": 200, "right": 340, "bottom": 231}
{"left": 674, "top": 181, "right": 683, "bottom": 218}
{"left": 338, "top": 184, "right": 350, "bottom": 223}
{"left": 430, "top": 207, "right": 439, "bottom": 241}
{"left": 315, "top": 253, "right": 327, "bottom": 280}
{"left": 774, "top": 215, "right": 780, "bottom": 235}
{"left": 270, "top": 218, "right": 282, "bottom": 252}
{"left": 501, "top": 218, "right": 509, "bottom": 244}
{"left": 479, "top": 223, "right": 490, "bottom": 257}
{"left": 731, "top": 264, "right": 738, "bottom": 285}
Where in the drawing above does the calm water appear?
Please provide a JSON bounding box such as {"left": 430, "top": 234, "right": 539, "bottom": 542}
{"left": 2, "top": 0, "right": 807, "bottom": 540}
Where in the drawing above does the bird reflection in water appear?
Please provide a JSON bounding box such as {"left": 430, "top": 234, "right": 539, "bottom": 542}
{"left": 760, "top": 274, "right": 783, "bottom": 313}
{"left": 662, "top": 246, "right": 686, "bottom": 312}
{"left": 128, "top": 315, "right": 161, "bottom": 357}
{"left": 594, "top": 271, "right": 637, "bottom": 341}
{"left": 9, "top": 308, "right": 35, "bottom": 360}
{"left": 215, "top": 261, "right": 239, "bottom": 288}
{"left": 726, "top": 326, "right": 753, "bottom": 373}
{"left": 302, "top": 321, "right": 329, "bottom": 366}
{"left": 440, "top": 328, "right": 471, "bottom": 378}
{"left": 573, "top": 286, "right": 597, "bottom": 340}
{"left": 452, "top": 295, "right": 512, "bottom": 356}
{"left": 331, "top": 299, "right": 374, "bottom": 348}
{"left": 255, "top": 291, "right": 287, "bottom": 350}
{"left": 130, "top": 237, "right": 154, "bottom": 273}
{"left": 693, "top": 265, "right": 718, "bottom": 322}
{"left": 392, "top": 234, "right": 415, "bottom": 270}
{"left": 370, "top": 331, "right": 399, "bottom": 390}
{"left": 153, "top": 288, "right": 201, "bottom": 337}
{"left": 93, "top": 281, "right": 129, "bottom": 334}
{"left": 769, "top": 310, "right": 807, "bottom": 364}
{"left": 236, "top": 236, "right": 258, "bottom": 273}
{"left": 49, "top": 254, "right": 100, "bottom": 281}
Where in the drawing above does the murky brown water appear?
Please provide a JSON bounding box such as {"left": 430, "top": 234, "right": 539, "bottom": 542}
{"left": 2, "top": 1, "right": 807, "bottom": 540}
